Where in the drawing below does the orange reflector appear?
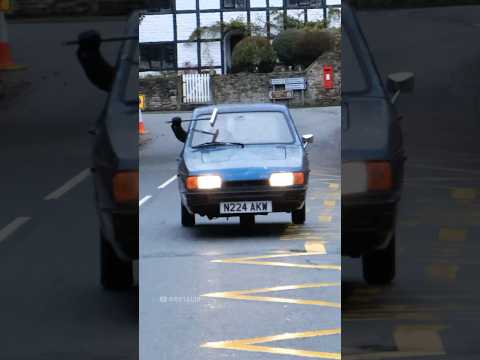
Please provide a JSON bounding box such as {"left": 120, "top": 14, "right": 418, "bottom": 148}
{"left": 367, "top": 162, "right": 392, "bottom": 191}
{"left": 293, "top": 172, "right": 305, "bottom": 185}
{"left": 186, "top": 176, "right": 198, "bottom": 190}
{"left": 113, "top": 172, "right": 138, "bottom": 203}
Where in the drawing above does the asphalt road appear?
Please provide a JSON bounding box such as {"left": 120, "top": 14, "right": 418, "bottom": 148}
{"left": 0, "top": 19, "right": 138, "bottom": 358}
{"left": 343, "top": 6, "right": 480, "bottom": 360}
{"left": 139, "top": 107, "right": 341, "bottom": 359}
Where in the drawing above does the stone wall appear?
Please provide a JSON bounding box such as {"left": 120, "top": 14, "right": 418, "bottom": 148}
{"left": 139, "top": 75, "right": 179, "bottom": 112}
{"left": 7, "top": 0, "right": 144, "bottom": 17}
{"left": 139, "top": 49, "right": 341, "bottom": 111}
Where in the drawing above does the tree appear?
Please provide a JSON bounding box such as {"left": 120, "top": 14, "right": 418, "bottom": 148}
{"left": 273, "top": 29, "right": 333, "bottom": 68}
{"left": 231, "top": 37, "right": 277, "bottom": 73}
{"left": 272, "top": 29, "right": 303, "bottom": 67}
{"left": 295, "top": 30, "right": 333, "bottom": 67}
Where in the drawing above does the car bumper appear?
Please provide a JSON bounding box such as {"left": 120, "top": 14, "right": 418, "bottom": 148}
{"left": 99, "top": 208, "right": 138, "bottom": 261}
{"left": 342, "top": 194, "right": 398, "bottom": 257}
{"left": 183, "top": 186, "right": 306, "bottom": 217}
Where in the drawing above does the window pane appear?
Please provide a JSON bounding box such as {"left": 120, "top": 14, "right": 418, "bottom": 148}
{"left": 342, "top": 29, "right": 368, "bottom": 93}
{"left": 139, "top": 43, "right": 175, "bottom": 71}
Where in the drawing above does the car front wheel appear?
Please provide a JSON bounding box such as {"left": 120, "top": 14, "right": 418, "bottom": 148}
{"left": 362, "top": 234, "right": 395, "bottom": 285}
{"left": 292, "top": 204, "right": 306, "bottom": 225}
{"left": 181, "top": 203, "right": 195, "bottom": 227}
{"left": 100, "top": 232, "right": 134, "bottom": 290}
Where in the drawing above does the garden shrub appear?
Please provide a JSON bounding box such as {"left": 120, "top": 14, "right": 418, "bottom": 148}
{"left": 231, "top": 36, "right": 277, "bottom": 73}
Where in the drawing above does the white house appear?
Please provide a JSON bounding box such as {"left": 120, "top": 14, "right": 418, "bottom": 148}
{"left": 139, "top": 0, "right": 341, "bottom": 75}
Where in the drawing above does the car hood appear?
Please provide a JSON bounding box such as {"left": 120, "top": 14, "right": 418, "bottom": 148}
{"left": 183, "top": 145, "right": 303, "bottom": 180}
{"left": 342, "top": 96, "right": 396, "bottom": 161}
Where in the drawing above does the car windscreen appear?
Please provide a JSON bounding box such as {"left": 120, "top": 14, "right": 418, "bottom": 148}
{"left": 190, "top": 111, "right": 295, "bottom": 147}
{"left": 342, "top": 27, "right": 369, "bottom": 94}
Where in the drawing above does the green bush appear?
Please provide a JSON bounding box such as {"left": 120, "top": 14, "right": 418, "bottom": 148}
{"left": 231, "top": 37, "right": 277, "bottom": 73}
{"left": 273, "top": 29, "right": 333, "bottom": 68}
{"left": 295, "top": 30, "right": 333, "bottom": 67}
{"left": 272, "top": 29, "right": 303, "bottom": 67}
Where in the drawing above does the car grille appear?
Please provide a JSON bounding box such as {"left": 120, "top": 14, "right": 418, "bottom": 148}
{"left": 222, "top": 180, "right": 269, "bottom": 189}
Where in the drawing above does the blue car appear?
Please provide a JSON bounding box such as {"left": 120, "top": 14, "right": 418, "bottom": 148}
{"left": 174, "top": 104, "right": 314, "bottom": 227}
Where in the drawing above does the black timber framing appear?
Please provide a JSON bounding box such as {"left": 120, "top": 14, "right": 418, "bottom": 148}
{"left": 141, "top": 0, "right": 337, "bottom": 74}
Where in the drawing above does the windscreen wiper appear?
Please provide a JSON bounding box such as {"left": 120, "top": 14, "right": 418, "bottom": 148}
{"left": 193, "top": 141, "right": 245, "bottom": 149}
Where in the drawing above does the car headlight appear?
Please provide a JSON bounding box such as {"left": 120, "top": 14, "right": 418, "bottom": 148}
{"left": 186, "top": 175, "right": 222, "bottom": 190}
{"left": 113, "top": 171, "right": 138, "bottom": 203}
{"left": 269, "top": 172, "right": 304, "bottom": 187}
{"left": 342, "top": 161, "right": 392, "bottom": 195}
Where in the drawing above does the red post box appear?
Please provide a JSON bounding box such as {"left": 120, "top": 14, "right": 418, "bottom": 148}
{"left": 323, "top": 65, "right": 333, "bottom": 90}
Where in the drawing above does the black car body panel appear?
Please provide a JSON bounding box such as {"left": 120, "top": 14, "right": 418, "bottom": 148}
{"left": 91, "top": 14, "right": 138, "bottom": 260}
{"left": 342, "top": 3, "right": 406, "bottom": 257}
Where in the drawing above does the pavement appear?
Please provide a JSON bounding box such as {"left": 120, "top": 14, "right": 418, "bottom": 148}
{"left": 343, "top": 6, "right": 480, "bottom": 359}
{"left": 0, "top": 19, "right": 138, "bottom": 358}
{"left": 139, "top": 107, "right": 341, "bottom": 359}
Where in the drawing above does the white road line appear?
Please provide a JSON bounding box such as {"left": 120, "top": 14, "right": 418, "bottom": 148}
{"left": 0, "top": 217, "right": 31, "bottom": 244}
{"left": 44, "top": 168, "right": 90, "bottom": 200}
{"left": 158, "top": 175, "right": 177, "bottom": 189}
{"left": 139, "top": 195, "right": 152, "bottom": 207}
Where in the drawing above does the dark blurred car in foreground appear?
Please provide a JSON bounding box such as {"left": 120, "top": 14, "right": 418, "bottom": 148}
{"left": 77, "top": 15, "right": 138, "bottom": 290}
{"left": 342, "top": 2, "right": 414, "bottom": 284}
{"left": 175, "top": 104, "right": 314, "bottom": 227}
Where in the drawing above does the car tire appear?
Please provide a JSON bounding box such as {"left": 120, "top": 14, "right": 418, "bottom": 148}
{"left": 100, "top": 232, "right": 134, "bottom": 290}
{"left": 181, "top": 203, "right": 195, "bottom": 227}
{"left": 362, "top": 234, "right": 396, "bottom": 285}
{"left": 292, "top": 204, "right": 306, "bottom": 225}
{"left": 240, "top": 214, "right": 255, "bottom": 227}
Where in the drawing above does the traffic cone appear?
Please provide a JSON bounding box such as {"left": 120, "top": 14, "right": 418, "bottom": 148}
{"left": 0, "top": 11, "right": 25, "bottom": 71}
{"left": 139, "top": 108, "right": 146, "bottom": 135}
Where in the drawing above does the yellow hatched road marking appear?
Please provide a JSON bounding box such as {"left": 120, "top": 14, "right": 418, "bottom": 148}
{"left": 319, "top": 215, "right": 333, "bottom": 223}
{"left": 202, "top": 328, "right": 341, "bottom": 359}
{"left": 324, "top": 200, "right": 336, "bottom": 208}
{"left": 344, "top": 325, "right": 446, "bottom": 359}
{"left": 451, "top": 187, "right": 476, "bottom": 201}
{"left": 211, "top": 251, "right": 340, "bottom": 270}
{"left": 304, "top": 241, "right": 326, "bottom": 252}
{"left": 438, "top": 228, "right": 466, "bottom": 242}
{"left": 426, "top": 263, "right": 459, "bottom": 281}
{"left": 202, "top": 282, "right": 340, "bottom": 308}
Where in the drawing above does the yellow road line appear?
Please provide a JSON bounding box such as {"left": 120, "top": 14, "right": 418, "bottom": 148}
{"left": 426, "top": 263, "right": 459, "bottom": 281}
{"left": 211, "top": 251, "right": 340, "bottom": 270}
{"left": 304, "top": 241, "right": 326, "bottom": 253}
{"left": 344, "top": 325, "right": 446, "bottom": 359}
{"left": 202, "top": 282, "right": 340, "bottom": 308}
{"left": 202, "top": 328, "right": 341, "bottom": 359}
{"left": 344, "top": 351, "right": 445, "bottom": 359}
{"left": 438, "top": 228, "right": 466, "bottom": 242}
{"left": 319, "top": 215, "right": 333, "bottom": 223}
{"left": 323, "top": 200, "right": 336, "bottom": 208}
{"left": 451, "top": 187, "right": 476, "bottom": 201}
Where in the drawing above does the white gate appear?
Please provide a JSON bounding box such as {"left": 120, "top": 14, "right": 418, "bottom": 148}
{"left": 182, "top": 74, "right": 212, "bottom": 104}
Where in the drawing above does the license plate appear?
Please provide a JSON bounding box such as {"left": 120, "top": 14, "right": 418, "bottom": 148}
{"left": 220, "top": 201, "right": 272, "bottom": 214}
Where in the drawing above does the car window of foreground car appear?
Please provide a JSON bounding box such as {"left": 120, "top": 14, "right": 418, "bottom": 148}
{"left": 190, "top": 111, "right": 295, "bottom": 147}
{"left": 122, "top": 39, "right": 139, "bottom": 105}
{"left": 342, "top": 28, "right": 369, "bottom": 94}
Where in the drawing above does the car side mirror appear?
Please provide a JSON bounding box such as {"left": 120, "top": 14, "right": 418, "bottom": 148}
{"left": 302, "top": 134, "right": 314, "bottom": 147}
{"left": 387, "top": 72, "right": 415, "bottom": 94}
